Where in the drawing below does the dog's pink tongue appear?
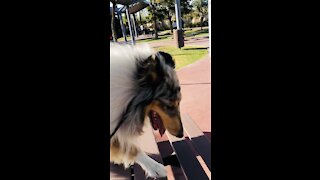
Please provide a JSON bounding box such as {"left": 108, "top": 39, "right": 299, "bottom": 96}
{"left": 152, "top": 113, "right": 166, "bottom": 136}
{"left": 158, "top": 118, "right": 166, "bottom": 137}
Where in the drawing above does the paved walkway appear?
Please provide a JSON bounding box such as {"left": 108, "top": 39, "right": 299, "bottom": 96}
{"left": 178, "top": 54, "right": 211, "bottom": 137}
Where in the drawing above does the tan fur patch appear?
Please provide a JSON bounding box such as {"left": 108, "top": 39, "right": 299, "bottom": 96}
{"left": 128, "top": 146, "right": 138, "bottom": 159}
{"left": 110, "top": 138, "right": 121, "bottom": 162}
{"left": 110, "top": 137, "right": 139, "bottom": 164}
{"left": 149, "top": 101, "right": 182, "bottom": 136}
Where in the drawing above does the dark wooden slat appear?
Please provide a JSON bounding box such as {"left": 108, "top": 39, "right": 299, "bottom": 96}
{"left": 182, "top": 114, "right": 211, "bottom": 171}
{"left": 134, "top": 123, "right": 167, "bottom": 180}
{"left": 167, "top": 133, "right": 209, "bottom": 180}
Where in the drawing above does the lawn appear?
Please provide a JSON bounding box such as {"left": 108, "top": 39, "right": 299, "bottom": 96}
{"left": 118, "top": 34, "right": 172, "bottom": 44}
{"left": 155, "top": 46, "right": 208, "bottom": 70}
{"left": 137, "top": 34, "right": 172, "bottom": 43}
{"left": 194, "top": 32, "right": 209, "bottom": 38}
{"left": 184, "top": 28, "right": 209, "bottom": 37}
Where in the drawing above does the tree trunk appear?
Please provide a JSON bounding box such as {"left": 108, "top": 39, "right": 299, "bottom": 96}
{"left": 111, "top": 3, "right": 117, "bottom": 42}
{"left": 168, "top": 12, "right": 173, "bottom": 34}
{"left": 152, "top": 4, "right": 158, "bottom": 39}
{"left": 200, "top": 16, "right": 203, "bottom": 30}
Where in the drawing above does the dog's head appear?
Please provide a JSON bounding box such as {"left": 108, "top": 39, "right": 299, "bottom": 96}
{"left": 137, "top": 51, "right": 183, "bottom": 138}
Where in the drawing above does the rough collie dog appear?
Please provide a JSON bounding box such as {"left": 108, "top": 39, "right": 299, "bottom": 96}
{"left": 110, "top": 43, "right": 183, "bottom": 178}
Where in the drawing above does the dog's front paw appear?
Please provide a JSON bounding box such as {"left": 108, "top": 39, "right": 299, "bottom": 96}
{"left": 144, "top": 161, "right": 167, "bottom": 178}
{"left": 136, "top": 152, "right": 167, "bottom": 178}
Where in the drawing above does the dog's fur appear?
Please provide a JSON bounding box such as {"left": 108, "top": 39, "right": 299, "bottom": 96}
{"left": 110, "top": 43, "right": 183, "bottom": 178}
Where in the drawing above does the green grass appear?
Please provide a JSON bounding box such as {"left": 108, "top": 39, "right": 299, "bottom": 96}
{"left": 137, "top": 34, "right": 172, "bottom": 43}
{"left": 194, "top": 32, "right": 209, "bottom": 38}
{"left": 184, "top": 28, "right": 209, "bottom": 37}
{"left": 118, "top": 34, "right": 173, "bottom": 44}
{"left": 155, "top": 46, "right": 208, "bottom": 69}
{"left": 158, "top": 30, "right": 172, "bottom": 35}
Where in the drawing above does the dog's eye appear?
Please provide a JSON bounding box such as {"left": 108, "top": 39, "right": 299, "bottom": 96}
{"left": 165, "top": 104, "right": 175, "bottom": 110}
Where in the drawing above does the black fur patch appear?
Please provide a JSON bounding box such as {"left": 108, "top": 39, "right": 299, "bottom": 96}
{"left": 136, "top": 51, "right": 175, "bottom": 87}
{"left": 157, "top": 51, "right": 175, "bottom": 69}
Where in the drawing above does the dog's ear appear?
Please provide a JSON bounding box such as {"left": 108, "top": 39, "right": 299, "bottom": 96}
{"left": 142, "top": 51, "right": 175, "bottom": 69}
{"left": 137, "top": 55, "right": 160, "bottom": 84}
{"left": 157, "top": 51, "right": 175, "bottom": 69}
{"left": 137, "top": 52, "right": 175, "bottom": 85}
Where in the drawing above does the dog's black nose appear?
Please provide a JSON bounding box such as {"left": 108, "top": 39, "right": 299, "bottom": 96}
{"left": 176, "top": 129, "right": 184, "bottom": 138}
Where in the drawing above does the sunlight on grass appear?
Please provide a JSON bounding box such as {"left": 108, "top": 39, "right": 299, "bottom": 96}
{"left": 137, "top": 35, "right": 172, "bottom": 43}
{"left": 155, "top": 46, "right": 208, "bottom": 69}
{"left": 184, "top": 28, "right": 209, "bottom": 37}
{"left": 118, "top": 34, "right": 172, "bottom": 44}
{"left": 194, "top": 33, "right": 209, "bottom": 38}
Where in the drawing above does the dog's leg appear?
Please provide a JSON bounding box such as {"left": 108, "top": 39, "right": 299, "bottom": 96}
{"left": 135, "top": 151, "right": 167, "bottom": 178}
{"left": 110, "top": 139, "right": 167, "bottom": 178}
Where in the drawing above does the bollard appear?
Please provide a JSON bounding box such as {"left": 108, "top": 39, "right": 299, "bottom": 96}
{"left": 173, "top": 29, "right": 184, "bottom": 48}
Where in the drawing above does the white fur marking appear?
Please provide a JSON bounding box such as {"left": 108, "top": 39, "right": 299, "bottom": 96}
{"left": 135, "top": 151, "right": 167, "bottom": 178}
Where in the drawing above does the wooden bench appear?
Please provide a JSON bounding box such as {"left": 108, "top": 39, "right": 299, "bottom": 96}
{"left": 110, "top": 113, "right": 211, "bottom": 180}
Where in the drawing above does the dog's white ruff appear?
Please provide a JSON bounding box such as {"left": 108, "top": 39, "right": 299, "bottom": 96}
{"left": 110, "top": 43, "right": 155, "bottom": 134}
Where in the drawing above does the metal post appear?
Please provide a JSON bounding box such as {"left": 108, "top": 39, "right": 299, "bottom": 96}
{"left": 175, "top": 0, "right": 182, "bottom": 30}
{"left": 174, "top": 0, "right": 184, "bottom": 48}
{"left": 125, "top": 6, "right": 135, "bottom": 45}
{"left": 118, "top": 12, "right": 127, "bottom": 42}
{"left": 132, "top": 13, "right": 138, "bottom": 38}
{"left": 131, "top": 15, "right": 136, "bottom": 37}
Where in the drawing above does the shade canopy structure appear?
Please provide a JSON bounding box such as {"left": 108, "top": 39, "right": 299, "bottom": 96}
{"left": 110, "top": 0, "right": 188, "bottom": 49}
{"left": 110, "top": 0, "right": 150, "bottom": 45}
{"left": 111, "top": 0, "right": 150, "bottom": 14}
